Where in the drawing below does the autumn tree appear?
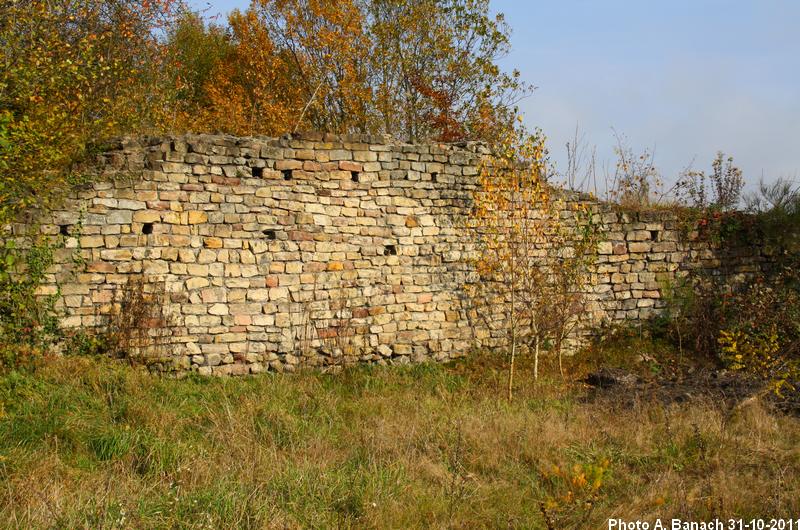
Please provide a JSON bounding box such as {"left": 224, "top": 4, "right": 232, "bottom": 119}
{"left": 254, "top": 0, "right": 373, "bottom": 133}
{"left": 0, "top": 0, "right": 531, "bottom": 217}
{"left": 367, "top": 0, "right": 530, "bottom": 142}
{"left": 196, "top": 7, "right": 306, "bottom": 135}
{"left": 168, "top": 10, "right": 232, "bottom": 128}
{"left": 470, "top": 125, "right": 552, "bottom": 399}
{"left": 174, "top": 0, "right": 529, "bottom": 141}
{"left": 177, "top": 0, "right": 370, "bottom": 136}
{"left": 469, "top": 123, "right": 598, "bottom": 400}
{"left": 0, "top": 0, "right": 182, "bottom": 222}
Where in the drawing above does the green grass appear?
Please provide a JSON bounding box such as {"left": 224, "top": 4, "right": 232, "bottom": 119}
{"left": 0, "top": 354, "right": 798, "bottom": 529}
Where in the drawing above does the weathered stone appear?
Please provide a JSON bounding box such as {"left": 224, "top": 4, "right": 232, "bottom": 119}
{"left": 133, "top": 211, "right": 161, "bottom": 223}
{"left": 204, "top": 237, "right": 223, "bottom": 249}
{"left": 188, "top": 210, "right": 208, "bottom": 224}
{"left": 24, "top": 132, "right": 769, "bottom": 377}
{"left": 209, "top": 303, "right": 228, "bottom": 315}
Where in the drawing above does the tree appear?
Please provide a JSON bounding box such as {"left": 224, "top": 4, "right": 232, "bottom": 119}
{"left": 173, "top": 0, "right": 530, "bottom": 140}
{"left": 367, "top": 0, "right": 529, "bottom": 142}
{"left": 0, "top": 0, "right": 182, "bottom": 222}
{"left": 199, "top": 7, "right": 307, "bottom": 135}
{"left": 468, "top": 123, "right": 598, "bottom": 400}
{"left": 167, "top": 10, "right": 232, "bottom": 129}
{"left": 254, "top": 0, "right": 373, "bottom": 133}
{"left": 186, "top": 0, "right": 372, "bottom": 136}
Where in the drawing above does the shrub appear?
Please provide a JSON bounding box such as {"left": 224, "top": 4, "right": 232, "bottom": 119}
{"left": 538, "top": 458, "right": 610, "bottom": 529}
{"left": 0, "top": 0, "right": 182, "bottom": 225}
{"left": 607, "top": 132, "right": 662, "bottom": 208}
{"left": 63, "top": 275, "right": 174, "bottom": 369}
{"left": 677, "top": 152, "right": 744, "bottom": 212}
{"left": 100, "top": 276, "right": 174, "bottom": 367}
{"left": 744, "top": 177, "right": 800, "bottom": 257}
{"left": 716, "top": 270, "right": 800, "bottom": 397}
{"left": 651, "top": 275, "right": 723, "bottom": 360}
{"left": 654, "top": 268, "right": 800, "bottom": 398}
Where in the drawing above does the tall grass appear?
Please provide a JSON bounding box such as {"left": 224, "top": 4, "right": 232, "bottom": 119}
{"left": 0, "top": 354, "right": 798, "bottom": 528}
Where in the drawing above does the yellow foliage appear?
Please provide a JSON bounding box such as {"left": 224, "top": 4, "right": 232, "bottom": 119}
{"left": 466, "top": 122, "right": 601, "bottom": 388}
{"left": 718, "top": 325, "right": 798, "bottom": 397}
{"left": 0, "top": 0, "right": 182, "bottom": 221}
{"left": 540, "top": 458, "right": 610, "bottom": 523}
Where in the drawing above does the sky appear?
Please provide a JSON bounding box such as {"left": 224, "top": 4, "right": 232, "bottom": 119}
{"left": 188, "top": 0, "right": 800, "bottom": 189}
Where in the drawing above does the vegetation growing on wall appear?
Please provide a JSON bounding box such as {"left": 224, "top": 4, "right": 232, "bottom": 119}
{"left": 0, "top": 237, "right": 62, "bottom": 371}
{"left": 651, "top": 180, "right": 800, "bottom": 403}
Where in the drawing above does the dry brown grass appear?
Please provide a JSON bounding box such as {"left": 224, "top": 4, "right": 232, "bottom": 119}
{"left": 0, "top": 353, "right": 798, "bottom": 529}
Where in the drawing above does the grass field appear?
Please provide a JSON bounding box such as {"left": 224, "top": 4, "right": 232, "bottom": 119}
{"left": 0, "top": 351, "right": 798, "bottom": 529}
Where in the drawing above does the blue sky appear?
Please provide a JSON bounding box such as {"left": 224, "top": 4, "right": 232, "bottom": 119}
{"left": 188, "top": 0, "right": 799, "bottom": 188}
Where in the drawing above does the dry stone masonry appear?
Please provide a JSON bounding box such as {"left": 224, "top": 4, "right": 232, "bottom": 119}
{"left": 21, "top": 133, "right": 770, "bottom": 375}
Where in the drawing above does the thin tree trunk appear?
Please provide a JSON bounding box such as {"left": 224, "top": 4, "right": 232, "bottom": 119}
{"left": 557, "top": 327, "right": 566, "bottom": 379}
{"left": 534, "top": 335, "right": 540, "bottom": 381}
{"left": 507, "top": 270, "right": 516, "bottom": 402}
{"left": 507, "top": 333, "right": 515, "bottom": 402}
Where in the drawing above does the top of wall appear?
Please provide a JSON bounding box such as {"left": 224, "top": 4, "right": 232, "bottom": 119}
{"left": 96, "top": 131, "right": 492, "bottom": 170}
{"left": 88, "top": 131, "right": 683, "bottom": 225}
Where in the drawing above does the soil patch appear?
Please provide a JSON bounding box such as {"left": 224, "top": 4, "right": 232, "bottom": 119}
{"left": 580, "top": 365, "right": 789, "bottom": 412}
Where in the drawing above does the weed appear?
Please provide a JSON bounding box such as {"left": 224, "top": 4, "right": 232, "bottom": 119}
{"left": 0, "top": 355, "right": 797, "bottom": 527}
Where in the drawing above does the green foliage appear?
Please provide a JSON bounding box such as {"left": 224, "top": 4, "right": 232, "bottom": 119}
{"left": 0, "top": 110, "right": 11, "bottom": 170}
{"left": 654, "top": 269, "right": 800, "bottom": 398}
{"left": 652, "top": 174, "right": 800, "bottom": 397}
{"left": 745, "top": 177, "right": 800, "bottom": 256}
{"left": 167, "top": 10, "right": 233, "bottom": 113}
{"left": 63, "top": 330, "right": 111, "bottom": 358}
{"left": 367, "top": 0, "right": 531, "bottom": 141}
{"left": 715, "top": 270, "right": 800, "bottom": 396}
{"left": 0, "top": 238, "right": 61, "bottom": 371}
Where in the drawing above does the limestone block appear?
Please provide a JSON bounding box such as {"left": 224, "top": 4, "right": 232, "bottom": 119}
{"left": 209, "top": 303, "right": 228, "bottom": 316}
{"left": 188, "top": 211, "right": 208, "bottom": 224}
{"left": 133, "top": 211, "right": 161, "bottom": 223}
{"left": 204, "top": 237, "right": 223, "bottom": 249}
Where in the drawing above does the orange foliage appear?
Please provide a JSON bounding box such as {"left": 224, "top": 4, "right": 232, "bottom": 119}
{"left": 197, "top": 0, "right": 371, "bottom": 135}
{"left": 174, "top": 0, "right": 529, "bottom": 141}
{"left": 259, "top": 0, "right": 372, "bottom": 132}
{"left": 200, "top": 9, "right": 302, "bottom": 135}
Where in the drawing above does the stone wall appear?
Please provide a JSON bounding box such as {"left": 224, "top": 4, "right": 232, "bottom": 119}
{"left": 19, "top": 133, "right": 770, "bottom": 375}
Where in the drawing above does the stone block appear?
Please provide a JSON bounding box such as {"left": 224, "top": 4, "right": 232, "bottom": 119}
{"left": 204, "top": 237, "right": 223, "bottom": 249}
{"left": 188, "top": 211, "right": 208, "bottom": 224}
